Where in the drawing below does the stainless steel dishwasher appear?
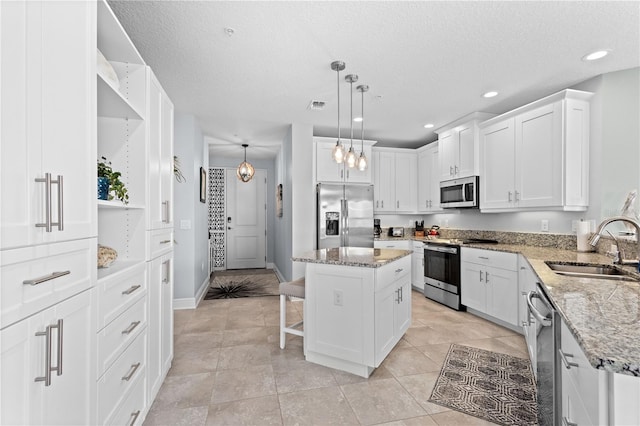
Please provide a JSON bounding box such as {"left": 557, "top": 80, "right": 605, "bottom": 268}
{"left": 527, "top": 283, "right": 559, "bottom": 426}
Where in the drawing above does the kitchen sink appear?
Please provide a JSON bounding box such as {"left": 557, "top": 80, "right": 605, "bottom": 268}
{"left": 545, "top": 262, "right": 639, "bottom": 281}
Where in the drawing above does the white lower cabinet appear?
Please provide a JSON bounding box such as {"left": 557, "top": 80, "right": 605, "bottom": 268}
{"left": 147, "top": 253, "right": 174, "bottom": 404}
{"left": 0, "top": 290, "right": 95, "bottom": 425}
{"left": 518, "top": 256, "right": 537, "bottom": 374}
{"left": 461, "top": 248, "right": 518, "bottom": 326}
{"left": 411, "top": 241, "right": 425, "bottom": 291}
{"left": 374, "top": 267, "right": 411, "bottom": 364}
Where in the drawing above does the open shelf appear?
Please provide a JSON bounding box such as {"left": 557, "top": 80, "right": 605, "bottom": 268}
{"left": 98, "top": 200, "right": 145, "bottom": 210}
{"left": 97, "top": 73, "right": 144, "bottom": 119}
{"left": 97, "top": 0, "right": 145, "bottom": 65}
{"left": 97, "top": 259, "right": 145, "bottom": 282}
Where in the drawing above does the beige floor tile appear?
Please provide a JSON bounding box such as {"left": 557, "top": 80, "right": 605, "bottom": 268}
{"left": 413, "top": 342, "right": 453, "bottom": 366}
{"left": 224, "top": 312, "right": 266, "bottom": 330}
{"left": 278, "top": 386, "right": 360, "bottom": 426}
{"left": 395, "top": 372, "right": 451, "bottom": 416}
{"left": 174, "top": 309, "right": 196, "bottom": 335}
{"left": 382, "top": 346, "right": 443, "bottom": 377}
{"left": 144, "top": 406, "right": 209, "bottom": 426}
{"left": 210, "top": 364, "right": 277, "bottom": 404}
{"left": 430, "top": 409, "right": 497, "bottom": 425}
{"left": 341, "top": 378, "right": 427, "bottom": 425}
{"left": 377, "top": 415, "right": 439, "bottom": 426}
{"left": 217, "top": 343, "right": 272, "bottom": 370}
{"left": 206, "top": 395, "right": 283, "bottom": 426}
{"left": 168, "top": 347, "right": 220, "bottom": 377}
{"left": 151, "top": 372, "right": 216, "bottom": 409}
{"left": 456, "top": 337, "right": 529, "bottom": 359}
{"left": 272, "top": 358, "right": 338, "bottom": 393}
{"left": 173, "top": 331, "right": 223, "bottom": 357}
{"left": 183, "top": 314, "right": 228, "bottom": 334}
{"left": 331, "top": 364, "right": 394, "bottom": 386}
{"left": 220, "top": 325, "right": 279, "bottom": 347}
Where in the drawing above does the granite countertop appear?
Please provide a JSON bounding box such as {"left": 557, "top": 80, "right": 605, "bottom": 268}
{"left": 463, "top": 242, "right": 640, "bottom": 377}
{"left": 292, "top": 247, "right": 412, "bottom": 268}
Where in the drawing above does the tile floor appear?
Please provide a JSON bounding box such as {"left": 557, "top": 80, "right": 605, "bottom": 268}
{"left": 144, "top": 289, "right": 529, "bottom": 425}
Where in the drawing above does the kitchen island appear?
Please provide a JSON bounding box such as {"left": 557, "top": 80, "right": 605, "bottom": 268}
{"left": 292, "top": 247, "right": 412, "bottom": 378}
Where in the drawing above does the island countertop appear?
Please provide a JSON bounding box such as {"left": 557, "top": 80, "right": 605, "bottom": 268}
{"left": 292, "top": 247, "right": 412, "bottom": 268}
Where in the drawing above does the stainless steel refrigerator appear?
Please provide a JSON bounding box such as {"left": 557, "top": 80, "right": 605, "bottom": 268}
{"left": 316, "top": 183, "right": 374, "bottom": 249}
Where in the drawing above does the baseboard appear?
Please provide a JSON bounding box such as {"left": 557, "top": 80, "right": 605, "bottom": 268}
{"left": 173, "top": 276, "right": 210, "bottom": 310}
{"left": 272, "top": 264, "right": 285, "bottom": 282}
{"left": 267, "top": 262, "right": 275, "bottom": 270}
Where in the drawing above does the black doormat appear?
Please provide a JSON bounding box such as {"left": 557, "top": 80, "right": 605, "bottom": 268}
{"left": 204, "top": 272, "right": 280, "bottom": 299}
{"left": 429, "top": 344, "right": 538, "bottom": 425}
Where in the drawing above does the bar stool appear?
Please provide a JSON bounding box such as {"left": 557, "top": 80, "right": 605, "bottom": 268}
{"left": 279, "top": 277, "right": 305, "bottom": 349}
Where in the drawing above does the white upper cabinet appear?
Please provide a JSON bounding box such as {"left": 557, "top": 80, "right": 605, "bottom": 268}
{"left": 417, "top": 143, "right": 442, "bottom": 213}
{"left": 436, "top": 112, "right": 496, "bottom": 182}
{"left": 479, "top": 89, "right": 592, "bottom": 212}
{"left": 314, "top": 137, "right": 375, "bottom": 184}
{"left": 1, "top": 1, "right": 97, "bottom": 250}
{"left": 373, "top": 148, "right": 417, "bottom": 213}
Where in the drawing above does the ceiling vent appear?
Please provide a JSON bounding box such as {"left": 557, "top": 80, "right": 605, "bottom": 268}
{"left": 308, "top": 100, "right": 326, "bottom": 110}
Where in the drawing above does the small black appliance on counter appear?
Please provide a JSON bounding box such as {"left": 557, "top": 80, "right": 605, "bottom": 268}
{"left": 374, "top": 219, "right": 381, "bottom": 237}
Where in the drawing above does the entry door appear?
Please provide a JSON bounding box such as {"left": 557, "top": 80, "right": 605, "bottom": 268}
{"left": 225, "top": 168, "right": 266, "bottom": 269}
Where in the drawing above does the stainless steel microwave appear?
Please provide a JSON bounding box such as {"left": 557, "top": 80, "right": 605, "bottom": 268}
{"left": 440, "top": 176, "right": 479, "bottom": 208}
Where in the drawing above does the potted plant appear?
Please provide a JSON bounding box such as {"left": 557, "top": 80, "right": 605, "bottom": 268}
{"left": 97, "top": 156, "right": 129, "bottom": 204}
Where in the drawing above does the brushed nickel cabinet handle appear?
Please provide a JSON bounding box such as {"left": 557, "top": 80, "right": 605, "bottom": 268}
{"left": 54, "top": 175, "right": 63, "bottom": 231}
{"left": 122, "top": 321, "right": 141, "bottom": 335}
{"left": 395, "top": 268, "right": 404, "bottom": 273}
{"left": 162, "top": 260, "right": 170, "bottom": 283}
{"left": 479, "top": 270, "right": 483, "bottom": 282}
{"left": 485, "top": 271, "right": 489, "bottom": 283}
{"left": 121, "top": 362, "right": 141, "bottom": 381}
{"left": 160, "top": 240, "right": 171, "bottom": 244}
{"left": 23, "top": 270, "right": 70, "bottom": 286}
{"left": 122, "top": 285, "right": 141, "bottom": 295}
{"left": 35, "top": 173, "right": 52, "bottom": 231}
{"left": 129, "top": 410, "right": 141, "bottom": 426}
{"left": 35, "top": 325, "right": 53, "bottom": 386}
{"left": 397, "top": 200, "right": 399, "bottom": 208}
{"left": 558, "top": 349, "right": 578, "bottom": 369}
{"left": 53, "top": 319, "right": 63, "bottom": 377}
{"left": 162, "top": 200, "right": 170, "bottom": 223}
{"left": 508, "top": 191, "right": 512, "bottom": 202}
{"left": 514, "top": 190, "right": 520, "bottom": 202}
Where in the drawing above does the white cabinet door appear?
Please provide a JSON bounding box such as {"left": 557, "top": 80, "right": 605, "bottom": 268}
{"left": 1, "top": 1, "right": 96, "bottom": 250}
{"left": 457, "top": 122, "right": 476, "bottom": 178}
{"left": 515, "top": 102, "right": 562, "bottom": 208}
{"left": 411, "top": 252, "right": 424, "bottom": 291}
{"left": 518, "top": 258, "right": 537, "bottom": 370}
{"left": 148, "top": 71, "right": 174, "bottom": 230}
{"left": 461, "top": 261, "right": 485, "bottom": 312}
{"left": 438, "top": 130, "right": 456, "bottom": 181}
{"left": 394, "top": 152, "right": 417, "bottom": 212}
{"left": 0, "top": 290, "right": 94, "bottom": 425}
{"left": 147, "top": 253, "right": 173, "bottom": 403}
{"left": 417, "top": 149, "right": 430, "bottom": 212}
{"left": 428, "top": 145, "right": 443, "bottom": 212}
{"left": 480, "top": 118, "right": 515, "bottom": 210}
{"left": 315, "top": 142, "right": 343, "bottom": 183}
{"left": 374, "top": 282, "right": 396, "bottom": 364}
{"left": 485, "top": 266, "right": 518, "bottom": 326}
{"left": 344, "top": 144, "right": 373, "bottom": 184}
{"left": 395, "top": 279, "right": 412, "bottom": 335}
{"left": 373, "top": 151, "right": 395, "bottom": 212}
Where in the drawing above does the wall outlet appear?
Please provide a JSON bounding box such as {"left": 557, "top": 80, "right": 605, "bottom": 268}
{"left": 333, "top": 290, "right": 343, "bottom": 306}
{"left": 571, "top": 220, "right": 578, "bottom": 233}
{"left": 541, "top": 219, "right": 549, "bottom": 232}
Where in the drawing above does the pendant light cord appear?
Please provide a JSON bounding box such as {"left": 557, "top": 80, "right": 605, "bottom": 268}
{"left": 349, "top": 79, "right": 354, "bottom": 149}
{"left": 360, "top": 88, "right": 365, "bottom": 151}
{"left": 337, "top": 68, "right": 341, "bottom": 142}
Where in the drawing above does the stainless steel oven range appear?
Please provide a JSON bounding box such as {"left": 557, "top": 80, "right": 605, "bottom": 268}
{"left": 423, "top": 241, "right": 464, "bottom": 310}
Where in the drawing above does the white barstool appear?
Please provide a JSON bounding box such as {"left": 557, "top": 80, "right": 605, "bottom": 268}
{"left": 279, "top": 277, "right": 305, "bottom": 349}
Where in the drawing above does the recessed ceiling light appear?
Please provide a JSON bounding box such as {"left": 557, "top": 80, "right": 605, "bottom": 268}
{"left": 353, "top": 117, "right": 363, "bottom": 122}
{"left": 582, "top": 50, "right": 609, "bottom": 61}
{"left": 482, "top": 91, "right": 498, "bottom": 98}
{"left": 424, "top": 123, "right": 434, "bottom": 129}
{"left": 224, "top": 27, "right": 235, "bottom": 37}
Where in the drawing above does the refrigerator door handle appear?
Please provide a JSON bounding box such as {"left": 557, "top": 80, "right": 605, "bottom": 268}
{"left": 342, "top": 198, "right": 348, "bottom": 246}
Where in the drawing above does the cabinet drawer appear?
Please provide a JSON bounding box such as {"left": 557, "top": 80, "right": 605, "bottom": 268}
{"left": 1, "top": 238, "right": 96, "bottom": 328}
{"left": 107, "top": 362, "right": 147, "bottom": 426}
{"left": 376, "top": 256, "right": 411, "bottom": 291}
{"left": 97, "top": 296, "right": 147, "bottom": 377}
{"left": 147, "top": 228, "right": 173, "bottom": 260}
{"left": 461, "top": 247, "right": 517, "bottom": 270}
{"left": 96, "top": 262, "right": 147, "bottom": 330}
{"left": 97, "top": 329, "right": 147, "bottom": 425}
{"left": 374, "top": 240, "right": 411, "bottom": 250}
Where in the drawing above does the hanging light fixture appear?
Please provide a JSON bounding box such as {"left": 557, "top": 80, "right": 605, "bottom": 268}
{"left": 344, "top": 73, "right": 359, "bottom": 168}
{"left": 236, "top": 144, "right": 255, "bottom": 183}
{"left": 356, "top": 84, "right": 369, "bottom": 171}
{"left": 330, "top": 61, "right": 346, "bottom": 163}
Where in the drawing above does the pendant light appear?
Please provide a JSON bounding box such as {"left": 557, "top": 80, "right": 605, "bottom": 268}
{"left": 356, "top": 84, "right": 369, "bottom": 171}
{"left": 330, "top": 61, "right": 346, "bottom": 163}
{"left": 344, "top": 73, "right": 358, "bottom": 168}
{"left": 236, "top": 144, "right": 255, "bottom": 182}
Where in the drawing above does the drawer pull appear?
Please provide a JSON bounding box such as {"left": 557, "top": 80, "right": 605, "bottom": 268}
{"left": 160, "top": 240, "right": 171, "bottom": 244}
{"left": 395, "top": 268, "right": 403, "bottom": 273}
{"left": 478, "top": 256, "right": 489, "bottom": 260}
{"left": 121, "top": 362, "right": 141, "bottom": 381}
{"left": 23, "top": 270, "right": 70, "bottom": 286}
{"left": 122, "top": 321, "right": 141, "bottom": 335}
{"left": 558, "top": 349, "right": 578, "bottom": 369}
{"left": 122, "top": 285, "right": 141, "bottom": 295}
{"left": 129, "top": 410, "right": 141, "bottom": 426}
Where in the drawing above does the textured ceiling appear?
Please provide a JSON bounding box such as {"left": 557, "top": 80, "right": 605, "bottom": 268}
{"left": 109, "top": 1, "right": 639, "bottom": 159}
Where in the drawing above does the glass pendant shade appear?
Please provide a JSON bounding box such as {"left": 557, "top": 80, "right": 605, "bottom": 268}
{"left": 332, "top": 140, "right": 345, "bottom": 164}
{"left": 345, "top": 147, "right": 357, "bottom": 168}
{"left": 357, "top": 152, "right": 368, "bottom": 171}
{"left": 236, "top": 144, "right": 255, "bottom": 182}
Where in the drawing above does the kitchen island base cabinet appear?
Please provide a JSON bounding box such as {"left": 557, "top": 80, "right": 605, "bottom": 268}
{"left": 304, "top": 256, "right": 411, "bottom": 378}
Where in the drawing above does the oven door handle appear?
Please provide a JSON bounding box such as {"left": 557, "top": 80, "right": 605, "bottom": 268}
{"left": 526, "top": 291, "right": 552, "bottom": 326}
{"left": 424, "top": 245, "right": 458, "bottom": 255}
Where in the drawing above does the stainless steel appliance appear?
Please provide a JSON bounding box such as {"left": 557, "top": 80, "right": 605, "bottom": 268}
{"left": 374, "top": 219, "right": 381, "bottom": 238}
{"left": 316, "top": 183, "right": 374, "bottom": 249}
{"left": 423, "top": 241, "right": 463, "bottom": 310}
{"left": 440, "top": 175, "right": 479, "bottom": 208}
{"left": 527, "top": 283, "right": 559, "bottom": 426}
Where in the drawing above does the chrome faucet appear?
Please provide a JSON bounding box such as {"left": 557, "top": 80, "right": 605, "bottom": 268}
{"left": 589, "top": 216, "right": 640, "bottom": 265}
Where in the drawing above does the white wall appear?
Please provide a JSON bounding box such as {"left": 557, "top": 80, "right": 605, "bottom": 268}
{"left": 274, "top": 127, "right": 293, "bottom": 280}
{"left": 173, "top": 113, "right": 209, "bottom": 307}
